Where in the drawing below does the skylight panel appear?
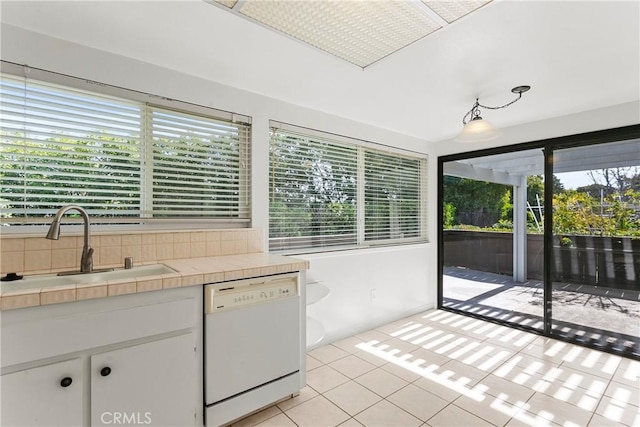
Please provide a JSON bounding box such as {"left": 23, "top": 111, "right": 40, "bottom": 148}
{"left": 421, "top": 0, "right": 492, "bottom": 24}
{"left": 238, "top": 0, "right": 442, "bottom": 68}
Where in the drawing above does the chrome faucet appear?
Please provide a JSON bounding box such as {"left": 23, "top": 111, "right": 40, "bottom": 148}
{"left": 46, "top": 205, "right": 94, "bottom": 273}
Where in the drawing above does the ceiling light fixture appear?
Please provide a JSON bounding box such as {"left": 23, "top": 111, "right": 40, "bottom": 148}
{"left": 455, "top": 85, "right": 531, "bottom": 143}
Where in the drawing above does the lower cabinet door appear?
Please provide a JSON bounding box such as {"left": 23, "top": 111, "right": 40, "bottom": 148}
{"left": 1, "top": 358, "right": 83, "bottom": 426}
{"left": 90, "top": 333, "right": 197, "bottom": 427}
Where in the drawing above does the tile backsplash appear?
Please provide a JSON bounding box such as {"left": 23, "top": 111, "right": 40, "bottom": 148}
{"left": 0, "top": 228, "right": 264, "bottom": 276}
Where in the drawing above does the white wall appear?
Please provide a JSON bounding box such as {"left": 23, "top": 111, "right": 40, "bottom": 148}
{"left": 431, "top": 101, "right": 640, "bottom": 157}
{"left": 3, "top": 24, "right": 637, "bottom": 344}
{"left": 1, "top": 25, "right": 436, "bottom": 341}
{"left": 302, "top": 244, "right": 433, "bottom": 346}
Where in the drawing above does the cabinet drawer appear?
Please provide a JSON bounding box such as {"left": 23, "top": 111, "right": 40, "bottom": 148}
{"left": 2, "top": 297, "right": 197, "bottom": 367}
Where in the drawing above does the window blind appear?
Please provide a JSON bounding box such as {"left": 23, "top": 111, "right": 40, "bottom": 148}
{"left": 269, "top": 124, "right": 427, "bottom": 252}
{"left": 269, "top": 129, "right": 357, "bottom": 251}
{"left": 150, "top": 107, "right": 250, "bottom": 218}
{"left": 365, "top": 149, "right": 422, "bottom": 242}
{"left": 0, "top": 73, "right": 251, "bottom": 224}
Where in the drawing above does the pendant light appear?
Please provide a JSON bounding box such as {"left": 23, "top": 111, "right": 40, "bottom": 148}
{"left": 455, "top": 85, "right": 531, "bottom": 143}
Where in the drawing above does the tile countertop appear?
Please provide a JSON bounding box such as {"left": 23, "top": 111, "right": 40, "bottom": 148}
{"left": 0, "top": 253, "right": 309, "bottom": 311}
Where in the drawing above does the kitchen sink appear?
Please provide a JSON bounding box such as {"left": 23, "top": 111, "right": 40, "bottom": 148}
{"left": 1, "top": 264, "right": 177, "bottom": 292}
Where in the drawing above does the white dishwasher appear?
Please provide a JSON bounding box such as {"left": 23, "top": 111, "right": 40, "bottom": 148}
{"left": 204, "top": 272, "right": 301, "bottom": 426}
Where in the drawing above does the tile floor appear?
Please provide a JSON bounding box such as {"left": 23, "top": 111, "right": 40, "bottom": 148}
{"left": 232, "top": 309, "right": 639, "bottom": 427}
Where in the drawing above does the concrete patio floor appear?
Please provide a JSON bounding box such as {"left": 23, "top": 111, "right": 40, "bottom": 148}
{"left": 443, "top": 266, "right": 639, "bottom": 357}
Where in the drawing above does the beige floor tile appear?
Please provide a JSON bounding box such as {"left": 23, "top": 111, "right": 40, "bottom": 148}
{"left": 505, "top": 409, "right": 561, "bottom": 426}
{"left": 559, "top": 350, "right": 621, "bottom": 379}
{"left": 443, "top": 317, "right": 494, "bottom": 337}
{"left": 303, "top": 310, "right": 638, "bottom": 427}
{"left": 354, "top": 400, "right": 422, "bottom": 427}
{"left": 380, "top": 361, "right": 423, "bottom": 383}
{"left": 604, "top": 379, "right": 639, "bottom": 407}
{"left": 378, "top": 337, "right": 421, "bottom": 356}
{"left": 416, "top": 330, "right": 466, "bottom": 354}
{"left": 309, "top": 344, "right": 350, "bottom": 364}
{"left": 469, "top": 373, "right": 535, "bottom": 405}
{"left": 491, "top": 354, "right": 553, "bottom": 389}
{"left": 338, "top": 418, "right": 364, "bottom": 426}
{"left": 426, "top": 403, "right": 494, "bottom": 427}
{"left": 433, "top": 337, "right": 483, "bottom": 361}
{"left": 329, "top": 354, "right": 377, "bottom": 379}
{"left": 413, "top": 373, "right": 464, "bottom": 403}
{"left": 595, "top": 395, "right": 640, "bottom": 427}
{"left": 307, "top": 354, "right": 324, "bottom": 371}
{"left": 254, "top": 413, "right": 296, "bottom": 427}
{"left": 588, "top": 413, "right": 628, "bottom": 426}
{"left": 520, "top": 392, "right": 594, "bottom": 426}
{"left": 431, "top": 334, "right": 481, "bottom": 359}
{"left": 231, "top": 405, "right": 282, "bottom": 427}
{"left": 455, "top": 341, "right": 515, "bottom": 373}
{"left": 612, "top": 358, "right": 640, "bottom": 387}
{"left": 539, "top": 364, "right": 610, "bottom": 393}
{"left": 436, "top": 359, "right": 489, "bottom": 388}
{"left": 390, "top": 325, "right": 441, "bottom": 347}
{"left": 530, "top": 374, "right": 606, "bottom": 412}
{"left": 355, "top": 367, "right": 409, "bottom": 397}
{"left": 353, "top": 348, "right": 393, "bottom": 367}
{"left": 387, "top": 383, "right": 448, "bottom": 422}
{"left": 482, "top": 327, "right": 538, "bottom": 350}
{"left": 285, "top": 395, "right": 350, "bottom": 427}
{"left": 277, "top": 386, "right": 319, "bottom": 411}
{"left": 517, "top": 341, "right": 575, "bottom": 365}
{"left": 357, "top": 339, "right": 415, "bottom": 366}
{"left": 355, "top": 328, "right": 392, "bottom": 344}
{"left": 375, "top": 318, "right": 422, "bottom": 336}
{"left": 502, "top": 352, "right": 562, "bottom": 374}
{"left": 402, "top": 347, "right": 451, "bottom": 370}
{"left": 453, "top": 393, "right": 522, "bottom": 427}
{"left": 307, "top": 365, "right": 351, "bottom": 394}
{"left": 333, "top": 336, "right": 370, "bottom": 354}
{"left": 323, "top": 380, "right": 382, "bottom": 416}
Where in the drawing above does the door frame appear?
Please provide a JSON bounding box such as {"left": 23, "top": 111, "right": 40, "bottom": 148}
{"left": 437, "top": 124, "right": 640, "bottom": 359}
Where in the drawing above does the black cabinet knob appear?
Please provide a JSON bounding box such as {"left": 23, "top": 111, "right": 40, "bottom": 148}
{"left": 100, "top": 367, "right": 111, "bottom": 377}
{"left": 60, "top": 377, "right": 73, "bottom": 388}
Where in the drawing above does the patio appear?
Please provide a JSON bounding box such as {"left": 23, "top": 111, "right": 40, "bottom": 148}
{"left": 443, "top": 266, "right": 640, "bottom": 357}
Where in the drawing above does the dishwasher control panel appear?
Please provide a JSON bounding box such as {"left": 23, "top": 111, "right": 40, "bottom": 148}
{"left": 205, "top": 273, "right": 298, "bottom": 313}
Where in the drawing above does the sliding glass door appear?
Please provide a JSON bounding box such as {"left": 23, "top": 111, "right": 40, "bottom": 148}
{"left": 439, "top": 126, "right": 640, "bottom": 358}
{"left": 441, "top": 149, "right": 545, "bottom": 330}
{"left": 551, "top": 139, "right": 640, "bottom": 355}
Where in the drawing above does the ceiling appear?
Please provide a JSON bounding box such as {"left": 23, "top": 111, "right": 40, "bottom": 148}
{"left": 208, "top": 0, "right": 491, "bottom": 68}
{"left": 1, "top": 0, "right": 638, "bottom": 143}
{"left": 448, "top": 138, "right": 640, "bottom": 182}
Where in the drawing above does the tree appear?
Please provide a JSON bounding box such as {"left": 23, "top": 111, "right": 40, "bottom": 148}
{"left": 443, "top": 176, "right": 511, "bottom": 228}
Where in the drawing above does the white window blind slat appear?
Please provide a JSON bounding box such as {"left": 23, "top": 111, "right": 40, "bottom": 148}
{"left": 150, "top": 106, "right": 250, "bottom": 219}
{"left": 269, "top": 129, "right": 357, "bottom": 251}
{"left": 269, "top": 125, "right": 427, "bottom": 252}
{"left": 0, "top": 73, "right": 251, "bottom": 223}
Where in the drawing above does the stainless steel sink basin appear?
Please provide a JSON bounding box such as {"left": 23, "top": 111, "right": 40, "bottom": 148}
{"left": 76, "top": 264, "right": 177, "bottom": 282}
{"left": 1, "top": 264, "right": 177, "bottom": 292}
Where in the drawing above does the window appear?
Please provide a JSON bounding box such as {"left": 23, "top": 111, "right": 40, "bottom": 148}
{"left": 269, "top": 123, "right": 427, "bottom": 252}
{"left": 0, "top": 69, "right": 251, "bottom": 227}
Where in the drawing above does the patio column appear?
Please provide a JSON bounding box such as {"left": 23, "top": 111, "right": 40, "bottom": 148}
{"left": 513, "top": 175, "right": 527, "bottom": 282}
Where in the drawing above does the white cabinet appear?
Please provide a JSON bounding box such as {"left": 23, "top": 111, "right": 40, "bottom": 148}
{"left": 0, "top": 358, "right": 83, "bottom": 426}
{"left": 1, "top": 286, "right": 202, "bottom": 427}
{"left": 91, "top": 334, "right": 196, "bottom": 427}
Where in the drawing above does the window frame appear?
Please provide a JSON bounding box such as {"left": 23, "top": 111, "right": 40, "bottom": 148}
{"left": 268, "top": 121, "right": 428, "bottom": 254}
{"left": 0, "top": 61, "right": 252, "bottom": 234}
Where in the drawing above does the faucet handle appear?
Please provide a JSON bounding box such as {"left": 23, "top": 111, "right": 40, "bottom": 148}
{"left": 124, "top": 257, "right": 134, "bottom": 270}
